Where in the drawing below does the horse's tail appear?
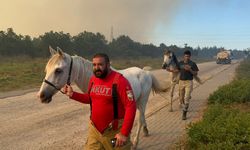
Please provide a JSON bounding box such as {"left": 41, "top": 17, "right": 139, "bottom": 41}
{"left": 149, "top": 72, "right": 169, "bottom": 94}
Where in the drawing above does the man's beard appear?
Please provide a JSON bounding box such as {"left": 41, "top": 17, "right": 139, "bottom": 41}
{"left": 93, "top": 68, "right": 108, "bottom": 78}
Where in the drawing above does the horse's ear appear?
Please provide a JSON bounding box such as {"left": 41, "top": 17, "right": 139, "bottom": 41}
{"left": 56, "top": 47, "right": 64, "bottom": 56}
{"left": 49, "top": 46, "right": 57, "bottom": 56}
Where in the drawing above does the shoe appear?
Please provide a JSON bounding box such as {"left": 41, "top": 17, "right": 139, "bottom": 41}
{"left": 182, "top": 110, "right": 187, "bottom": 120}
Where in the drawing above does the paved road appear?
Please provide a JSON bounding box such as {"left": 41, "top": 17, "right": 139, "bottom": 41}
{"left": 0, "top": 60, "right": 239, "bottom": 150}
{"left": 136, "top": 61, "right": 239, "bottom": 150}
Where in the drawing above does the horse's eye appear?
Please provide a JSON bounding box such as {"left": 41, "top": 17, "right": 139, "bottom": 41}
{"left": 55, "top": 68, "right": 63, "bottom": 74}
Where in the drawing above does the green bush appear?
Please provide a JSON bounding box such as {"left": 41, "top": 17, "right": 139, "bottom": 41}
{"left": 187, "top": 105, "right": 250, "bottom": 150}
{"left": 208, "top": 58, "right": 250, "bottom": 104}
{"left": 208, "top": 79, "right": 250, "bottom": 104}
{"left": 236, "top": 58, "right": 250, "bottom": 80}
{"left": 186, "top": 58, "right": 250, "bottom": 149}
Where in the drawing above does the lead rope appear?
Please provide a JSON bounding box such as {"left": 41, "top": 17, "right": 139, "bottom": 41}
{"left": 67, "top": 57, "right": 73, "bottom": 85}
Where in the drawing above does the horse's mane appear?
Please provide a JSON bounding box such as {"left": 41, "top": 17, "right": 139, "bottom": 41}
{"left": 171, "top": 52, "right": 180, "bottom": 69}
{"left": 76, "top": 56, "right": 93, "bottom": 72}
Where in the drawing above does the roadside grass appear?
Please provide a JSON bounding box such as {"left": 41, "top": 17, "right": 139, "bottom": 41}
{"left": 208, "top": 58, "right": 250, "bottom": 104}
{"left": 0, "top": 56, "right": 163, "bottom": 92}
{"left": 187, "top": 104, "right": 250, "bottom": 150}
{"left": 208, "top": 79, "right": 250, "bottom": 104}
{"left": 0, "top": 56, "right": 215, "bottom": 93}
{"left": 112, "top": 57, "right": 215, "bottom": 70}
{"left": 192, "top": 57, "right": 216, "bottom": 64}
{"left": 112, "top": 57, "right": 163, "bottom": 70}
{"left": 236, "top": 58, "right": 250, "bottom": 79}
{"left": 0, "top": 57, "right": 47, "bottom": 92}
{"left": 186, "top": 58, "right": 250, "bottom": 149}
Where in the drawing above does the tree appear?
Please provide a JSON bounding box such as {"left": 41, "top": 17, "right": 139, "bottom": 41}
{"left": 72, "top": 31, "right": 108, "bottom": 57}
{"left": 39, "top": 31, "right": 73, "bottom": 56}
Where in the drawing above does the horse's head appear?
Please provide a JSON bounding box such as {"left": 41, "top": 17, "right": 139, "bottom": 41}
{"left": 162, "top": 50, "right": 173, "bottom": 69}
{"left": 37, "top": 46, "right": 73, "bottom": 103}
{"left": 162, "top": 50, "right": 179, "bottom": 70}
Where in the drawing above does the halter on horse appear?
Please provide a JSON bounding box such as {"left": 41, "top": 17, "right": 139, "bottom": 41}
{"left": 43, "top": 57, "right": 73, "bottom": 94}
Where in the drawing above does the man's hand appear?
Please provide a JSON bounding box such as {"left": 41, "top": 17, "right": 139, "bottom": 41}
{"left": 62, "top": 84, "right": 73, "bottom": 97}
{"left": 184, "top": 65, "right": 197, "bottom": 75}
{"left": 167, "top": 68, "right": 179, "bottom": 73}
{"left": 114, "top": 133, "right": 127, "bottom": 147}
{"left": 184, "top": 65, "right": 191, "bottom": 71}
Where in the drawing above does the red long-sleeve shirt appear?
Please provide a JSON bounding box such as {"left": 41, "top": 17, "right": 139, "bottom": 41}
{"left": 70, "top": 70, "right": 136, "bottom": 136}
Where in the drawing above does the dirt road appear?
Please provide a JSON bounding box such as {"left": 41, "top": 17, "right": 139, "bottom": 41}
{"left": 0, "top": 60, "right": 239, "bottom": 150}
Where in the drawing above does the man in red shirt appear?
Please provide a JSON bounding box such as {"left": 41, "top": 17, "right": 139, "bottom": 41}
{"left": 63, "top": 53, "right": 136, "bottom": 149}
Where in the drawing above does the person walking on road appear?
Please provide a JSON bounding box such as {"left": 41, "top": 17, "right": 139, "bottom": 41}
{"left": 179, "top": 50, "right": 199, "bottom": 120}
{"left": 63, "top": 53, "right": 136, "bottom": 149}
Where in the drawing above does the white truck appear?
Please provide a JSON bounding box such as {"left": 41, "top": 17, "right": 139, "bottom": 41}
{"left": 216, "top": 50, "right": 231, "bottom": 64}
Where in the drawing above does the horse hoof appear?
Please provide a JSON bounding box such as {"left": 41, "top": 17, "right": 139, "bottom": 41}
{"left": 131, "top": 145, "right": 137, "bottom": 150}
{"left": 143, "top": 127, "right": 149, "bottom": 137}
{"left": 132, "top": 142, "right": 138, "bottom": 150}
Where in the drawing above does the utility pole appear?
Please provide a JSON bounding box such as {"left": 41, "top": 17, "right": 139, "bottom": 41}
{"left": 110, "top": 26, "right": 114, "bottom": 43}
{"left": 184, "top": 43, "right": 188, "bottom": 48}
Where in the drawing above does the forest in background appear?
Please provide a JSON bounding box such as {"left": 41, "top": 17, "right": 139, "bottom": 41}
{"left": 0, "top": 28, "right": 248, "bottom": 60}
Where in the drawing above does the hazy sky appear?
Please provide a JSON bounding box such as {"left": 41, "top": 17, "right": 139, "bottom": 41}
{"left": 1, "top": 0, "right": 249, "bottom": 49}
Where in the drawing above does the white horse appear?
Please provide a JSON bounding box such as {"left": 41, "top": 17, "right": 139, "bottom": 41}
{"left": 38, "top": 47, "right": 168, "bottom": 149}
{"left": 162, "top": 50, "right": 202, "bottom": 112}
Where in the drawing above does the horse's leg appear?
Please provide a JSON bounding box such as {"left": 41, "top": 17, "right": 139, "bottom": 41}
{"left": 141, "top": 103, "right": 149, "bottom": 137}
{"left": 132, "top": 73, "right": 152, "bottom": 149}
{"left": 132, "top": 96, "right": 149, "bottom": 149}
{"left": 169, "top": 83, "right": 176, "bottom": 112}
{"left": 141, "top": 90, "right": 151, "bottom": 137}
{"left": 169, "top": 73, "right": 174, "bottom": 112}
{"left": 169, "top": 73, "right": 177, "bottom": 112}
{"left": 176, "top": 72, "right": 181, "bottom": 108}
{"left": 132, "top": 105, "right": 143, "bottom": 150}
